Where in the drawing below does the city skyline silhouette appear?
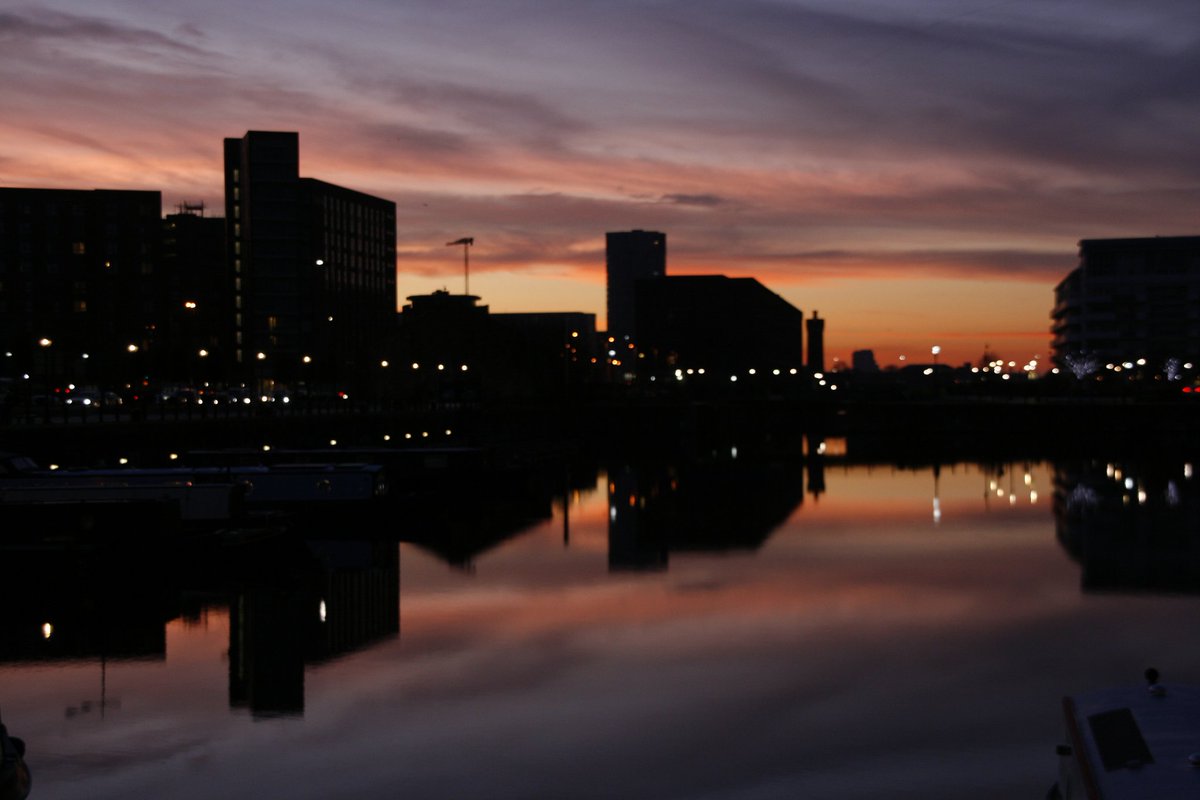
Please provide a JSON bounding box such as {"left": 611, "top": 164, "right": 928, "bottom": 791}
{"left": 3, "top": 2, "right": 1199, "bottom": 366}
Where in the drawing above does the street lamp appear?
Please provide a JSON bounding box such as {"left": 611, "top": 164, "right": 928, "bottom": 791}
{"left": 931, "top": 345, "right": 941, "bottom": 366}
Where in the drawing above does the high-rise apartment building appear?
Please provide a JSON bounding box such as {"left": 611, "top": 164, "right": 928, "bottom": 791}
{"left": 606, "top": 230, "right": 665, "bottom": 344}
{"left": 224, "top": 131, "right": 397, "bottom": 389}
{"left": 1052, "top": 236, "right": 1200, "bottom": 368}
{"left": 806, "top": 311, "right": 825, "bottom": 374}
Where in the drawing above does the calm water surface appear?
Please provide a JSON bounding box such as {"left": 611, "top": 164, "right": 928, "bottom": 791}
{"left": 4, "top": 454, "right": 1199, "bottom": 799}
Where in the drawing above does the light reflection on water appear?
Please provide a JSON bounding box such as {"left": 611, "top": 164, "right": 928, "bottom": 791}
{"left": 2, "top": 458, "right": 1199, "bottom": 800}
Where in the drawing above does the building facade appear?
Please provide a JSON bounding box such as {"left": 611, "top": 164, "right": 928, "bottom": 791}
{"left": 161, "top": 205, "right": 227, "bottom": 384}
{"left": 635, "top": 275, "right": 804, "bottom": 376}
{"left": 0, "top": 187, "right": 163, "bottom": 391}
{"left": 393, "top": 291, "right": 490, "bottom": 405}
{"left": 851, "top": 349, "right": 879, "bottom": 372}
{"left": 393, "top": 293, "right": 599, "bottom": 403}
{"left": 224, "top": 131, "right": 397, "bottom": 391}
{"left": 606, "top": 230, "right": 665, "bottom": 344}
{"left": 492, "top": 311, "right": 598, "bottom": 397}
{"left": 1052, "top": 236, "right": 1200, "bottom": 369}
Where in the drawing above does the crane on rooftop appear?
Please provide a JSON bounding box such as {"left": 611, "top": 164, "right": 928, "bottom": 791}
{"left": 446, "top": 237, "right": 474, "bottom": 295}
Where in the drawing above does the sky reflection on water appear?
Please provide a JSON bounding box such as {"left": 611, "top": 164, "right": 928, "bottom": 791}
{"left": 3, "top": 458, "right": 1199, "bottom": 800}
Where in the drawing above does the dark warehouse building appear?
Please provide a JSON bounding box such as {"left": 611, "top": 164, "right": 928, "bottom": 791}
{"left": 635, "top": 275, "right": 804, "bottom": 377}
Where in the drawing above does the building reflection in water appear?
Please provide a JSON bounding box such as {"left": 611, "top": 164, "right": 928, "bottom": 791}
{"left": 0, "top": 533, "right": 401, "bottom": 720}
{"left": 0, "top": 547, "right": 173, "bottom": 665}
{"left": 1053, "top": 459, "right": 1200, "bottom": 593}
{"left": 607, "top": 452, "right": 806, "bottom": 571}
{"left": 0, "top": 545, "right": 176, "bottom": 725}
{"left": 805, "top": 433, "right": 829, "bottom": 500}
{"left": 0, "top": 455, "right": 602, "bottom": 721}
{"left": 224, "top": 538, "right": 401, "bottom": 718}
{"left": 400, "top": 461, "right": 596, "bottom": 569}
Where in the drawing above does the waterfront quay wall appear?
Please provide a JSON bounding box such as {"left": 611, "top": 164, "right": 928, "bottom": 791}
{"left": 2, "top": 396, "right": 1198, "bottom": 468}
{"left": 829, "top": 398, "right": 1200, "bottom": 457}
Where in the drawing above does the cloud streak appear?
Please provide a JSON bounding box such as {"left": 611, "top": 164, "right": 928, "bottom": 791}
{"left": 0, "top": 7, "right": 207, "bottom": 53}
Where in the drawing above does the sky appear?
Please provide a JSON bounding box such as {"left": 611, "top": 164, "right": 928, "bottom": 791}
{"left": 3, "top": 1, "right": 1200, "bottom": 366}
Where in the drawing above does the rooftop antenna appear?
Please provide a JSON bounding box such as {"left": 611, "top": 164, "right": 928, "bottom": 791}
{"left": 176, "top": 201, "right": 205, "bottom": 216}
{"left": 446, "top": 237, "right": 474, "bottom": 294}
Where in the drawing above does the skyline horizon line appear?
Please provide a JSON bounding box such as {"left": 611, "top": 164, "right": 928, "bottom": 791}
{"left": 7, "top": 134, "right": 1189, "bottom": 369}
{"left": 0, "top": 173, "right": 1115, "bottom": 367}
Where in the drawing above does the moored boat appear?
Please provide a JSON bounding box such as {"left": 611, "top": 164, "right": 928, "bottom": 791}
{"left": 1049, "top": 669, "right": 1200, "bottom": 799}
{"left": 0, "top": 453, "right": 388, "bottom": 541}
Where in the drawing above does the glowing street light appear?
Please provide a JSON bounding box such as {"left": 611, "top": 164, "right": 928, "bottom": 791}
{"left": 931, "top": 345, "right": 941, "bottom": 365}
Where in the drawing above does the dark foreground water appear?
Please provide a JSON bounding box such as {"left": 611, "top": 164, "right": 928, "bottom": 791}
{"left": 3, "top": 454, "right": 1199, "bottom": 799}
